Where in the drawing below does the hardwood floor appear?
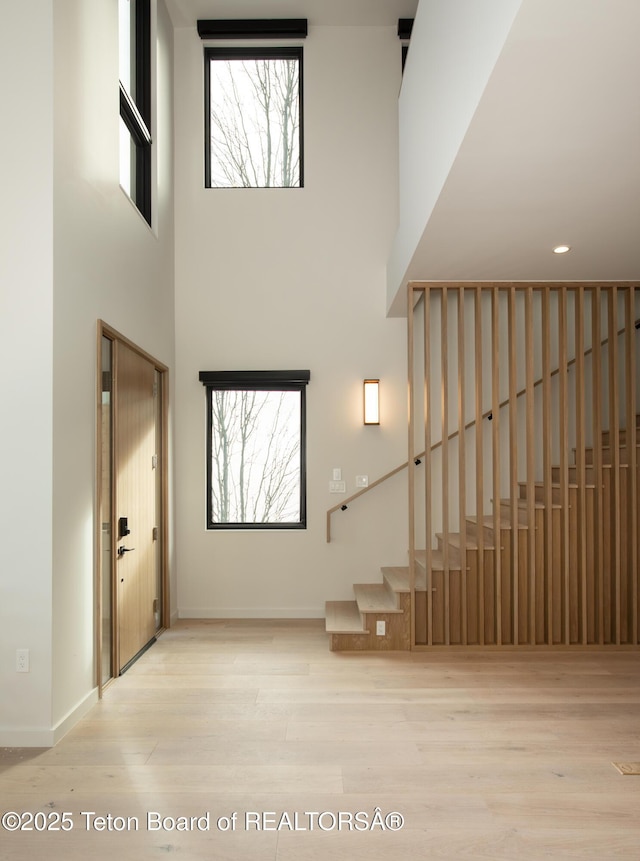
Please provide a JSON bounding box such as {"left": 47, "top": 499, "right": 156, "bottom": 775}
{"left": 1, "top": 619, "right": 640, "bottom": 859}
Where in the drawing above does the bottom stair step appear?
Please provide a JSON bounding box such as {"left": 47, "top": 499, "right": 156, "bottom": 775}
{"left": 325, "top": 600, "right": 367, "bottom": 634}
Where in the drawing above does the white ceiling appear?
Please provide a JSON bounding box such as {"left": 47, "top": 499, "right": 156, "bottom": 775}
{"left": 164, "top": 0, "right": 418, "bottom": 28}
{"left": 396, "top": 0, "right": 640, "bottom": 298}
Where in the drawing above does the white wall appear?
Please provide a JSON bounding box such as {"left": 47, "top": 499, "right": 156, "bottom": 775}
{"left": 0, "top": 0, "right": 176, "bottom": 746}
{"left": 174, "top": 24, "right": 409, "bottom": 617}
{"left": 0, "top": 0, "right": 55, "bottom": 745}
{"left": 386, "top": 0, "right": 522, "bottom": 314}
{"left": 51, "top": 0, "right": 175, "bottom": 734}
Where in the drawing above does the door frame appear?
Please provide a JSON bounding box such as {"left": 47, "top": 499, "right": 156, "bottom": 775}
{"left": 95, "top": 320, "right": 170, "bottom": 695}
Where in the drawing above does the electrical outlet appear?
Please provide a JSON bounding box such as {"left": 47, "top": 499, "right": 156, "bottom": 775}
{"left": 16, "top": 649, "right": 30, "bottom": 673}
{"left": 376, "top": 620, "right": 385, "bottom": 636}
{"left": 329, "top": 480, "right": 346, "bottom": 493}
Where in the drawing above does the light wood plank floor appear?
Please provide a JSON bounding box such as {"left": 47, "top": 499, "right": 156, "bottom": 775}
{"left": 2, "top": 619, "right": 640, "bottom": 860}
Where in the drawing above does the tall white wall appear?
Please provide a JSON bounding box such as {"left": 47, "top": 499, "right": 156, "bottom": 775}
{"left": 0, "top": 0, "right": 55, "bottom": 745}
{"left": 174, "top": 24, "right": 408, "bottom": 617}
{"left": 52, "top": 0, "right": 175, "bottom": 735}
{"left": 0, "top": 0, "right": 175, "bottom": 746}
{"left": 387, "top": 0, "right": 522, "bottom": 313}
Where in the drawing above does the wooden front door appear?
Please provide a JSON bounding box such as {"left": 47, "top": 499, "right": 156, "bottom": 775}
{"left": 114, "top": 340, "right": 159, "bottom": 671}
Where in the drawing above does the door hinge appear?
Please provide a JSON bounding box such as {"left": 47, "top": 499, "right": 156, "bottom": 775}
{"left": 153, "top": 598, "right": 158, "bottom": 613}
{"left": 102, "top": 371, "right": 112, "bottom": 393}
{"left": 152, "top": 454, "right": 158, "bottom": 469}
{"left": 152, "top": 526, "right": 159, "bottom": 541}
{"left": 152, "top": 381, "right": 158, "bottom": 398}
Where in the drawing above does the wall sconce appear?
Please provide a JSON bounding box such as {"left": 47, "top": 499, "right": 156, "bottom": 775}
{"left": 363, "top": 379, "right": 380, "bottom": 425}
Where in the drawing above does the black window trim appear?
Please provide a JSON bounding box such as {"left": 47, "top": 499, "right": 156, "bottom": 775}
{"left": 199, "top": 370, "right": 310, "bottom": 531}
{"left": 120, "top": 0, "right": 152, "bottom": 224}
{"left": 203, "top": 45, "right": 304, "bottom": 189}
{"left": 197, "top": 18, "right": 308, "bottom": 40}
{"left": 398, "top": 18, "right": 414, "bottom": 72}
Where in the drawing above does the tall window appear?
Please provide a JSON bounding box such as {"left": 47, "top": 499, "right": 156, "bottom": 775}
{"left": 199, "top": 371, "right": 310, "bottom": 529}
{"left": 204, "top": 47, "right": 303, "bottom": 188}
{"left": 119, "top": 0, "right": 152, "bottom": 223}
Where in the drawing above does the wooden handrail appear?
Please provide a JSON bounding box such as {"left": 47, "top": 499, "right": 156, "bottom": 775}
{"left": 325, "top": 292, "right": 639, "bottom": 543}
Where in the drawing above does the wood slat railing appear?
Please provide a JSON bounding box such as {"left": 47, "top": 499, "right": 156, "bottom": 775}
{"left": 408, "top": 282, "right": 639, "bottom": 648}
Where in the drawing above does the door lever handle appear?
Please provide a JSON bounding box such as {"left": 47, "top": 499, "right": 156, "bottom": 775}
{"left": 117, "top": 545, "right": 135, "bottom": 557}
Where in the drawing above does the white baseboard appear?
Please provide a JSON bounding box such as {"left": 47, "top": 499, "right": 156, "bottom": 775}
{"left": 53, "top": 688, "right": 99, "bottom": 745}
{"left": 178, "top": 607, "right": 324, "bottom": 620}
{"left": 0, "top": 726, "right": 56, "bottom": 748}
{"left": 0, "top": 688, "right": 99, "bottom": 749}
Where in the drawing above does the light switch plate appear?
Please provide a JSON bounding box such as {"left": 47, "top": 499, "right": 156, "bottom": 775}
{"left": 356, "top": 475, "right": 369, "bottom": 488}
{"left": 332, "top": 468, "right": 342, "bottom": 481}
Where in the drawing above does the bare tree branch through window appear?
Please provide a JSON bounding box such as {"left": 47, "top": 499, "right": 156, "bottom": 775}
{"left": 209, "top": 389, "right": 302, "bottom": 524}
{"left": 206, "top": 50, "right": 302, "bottom": 188}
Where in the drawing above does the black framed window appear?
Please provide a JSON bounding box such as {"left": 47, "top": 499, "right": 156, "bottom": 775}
{"left": 199, "top": 371, "right": 310, "bottom": 529}
{"left": 119, "top": 0, "right": 152, "bottom": 223}
{"left": 204, "top": 47, "right": 304, "bottom": 188}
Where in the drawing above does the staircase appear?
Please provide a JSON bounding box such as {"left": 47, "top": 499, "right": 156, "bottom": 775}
{"left": 325, "top": 415, "right": 639, "bottom": 651}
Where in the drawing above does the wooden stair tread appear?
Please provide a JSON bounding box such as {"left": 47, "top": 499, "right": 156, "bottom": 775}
{"left": 600, "top": 423, "right": 640, "bottom": 445}
{"left": 579, "top": 442, "right": 639, "bottom": 455}
{"left": 518, "top": 480, "right": 596, "bottom": 490}
{"left": 416, "top": 548, "right": 464, "bottom": 572}
{"left": 499, "top": 497, "right": 560, "bottom": 511}
{"left": 353, "top": 583, "right": 403, "bottom": 614}
{"left": 469, "top": 513, "right": 529, "bottom": 531}
{"left": 436, "top": 531, "right": 496, "bottom": 551}
{"left": 382, "top": 565, "right": 427, "bottom": 592}
{"left": 593, "top": 442, "right": 638, "bottom": 446}
{"left": 325, "top": 600, "right": 367, "bottom": 634}
{"left": 602, "top": 414, "right": 640, "bottom": 445}
{"left": 381, "top": 566, "right": 410, "bottom": 593}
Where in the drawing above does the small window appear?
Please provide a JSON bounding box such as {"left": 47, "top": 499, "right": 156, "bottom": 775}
{"left": 204, "top": 47, "right": 303, "bottom": 188}
{"left": 119, "top": 0, "right": 152, "bottom": 223}
{"left": 199, "top": 371, "right": 310, "bottom": 529}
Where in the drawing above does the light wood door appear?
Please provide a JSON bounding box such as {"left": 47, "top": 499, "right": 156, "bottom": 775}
{"left": 115, "top": 341, "right": 158, "bottom": 671}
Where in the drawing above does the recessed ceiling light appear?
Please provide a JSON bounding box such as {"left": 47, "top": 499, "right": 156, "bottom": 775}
{"left": 553, "top": 245, "right": 571, "bottom": 254}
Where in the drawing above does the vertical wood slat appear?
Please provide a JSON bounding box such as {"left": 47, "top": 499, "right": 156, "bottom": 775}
{"left": 624, "top": 287, "right": 637, "bottom": 643}
{"left": 558, "top": 287, "right": 570, "bottom": 643}
{"left": 457, "top": 288, "right": 468, "bottom": 644}
{"left": 441, "top": 287, "right": 450, "bottom": 644}
{"left": 492, "top": 288, "right": 502, "bottom": 644}
{"left": 542, "top": 288, "right": 554, "bottom": 642}
{"left": 423, "top": 288, "right": 433, "bottom": 647}
{"left": 508, "top": 287, "right": 519, "bottom": 644}
{"left": 525, "top": 287, "right": 536, "bottom": 643}
{"left": 407, "top": 283, "right": 417, "bottom": 646}
{"left": 574, "top": 287, "right": 588, "bottom": 643}
{"left": 592, "top": 287, "right": 604, "bottom": 643}
{"left": 475, "top": 287, "right": 485, "bottom": 645}
{"left": 608, "top": 288, "right": 621, "bottom": 643}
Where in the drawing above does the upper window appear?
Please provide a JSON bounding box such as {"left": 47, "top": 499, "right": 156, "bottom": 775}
{"left": 199, "top": 371, "right": 310, "bottom": 529}
{"left": 119, "top": 0, "right": 152, "bottom": 223}
{"left": 204, "top": 47, "right": 303, "bottom": 188}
